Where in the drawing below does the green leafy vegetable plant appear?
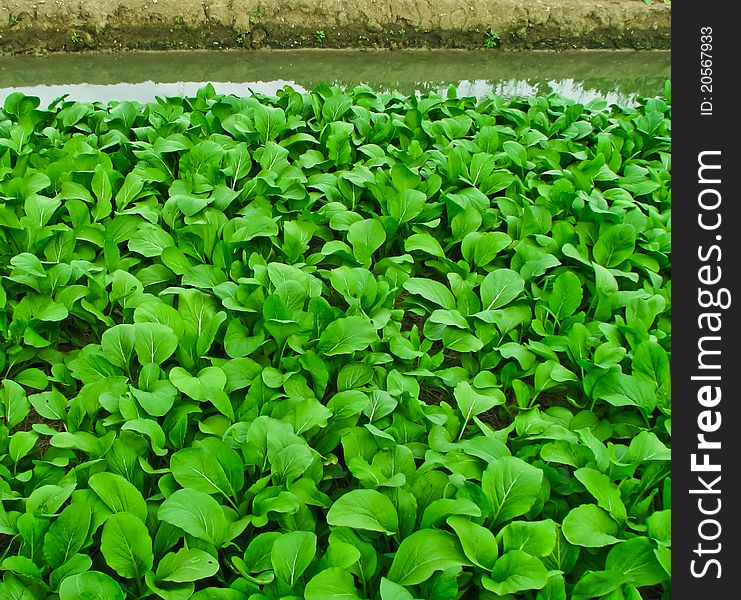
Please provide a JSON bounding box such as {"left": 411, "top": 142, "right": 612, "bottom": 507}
{"left": 0, "top": 81, "right": 671, "bottom": 599}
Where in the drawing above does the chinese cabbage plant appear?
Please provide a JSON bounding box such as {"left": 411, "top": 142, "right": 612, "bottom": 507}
{"left": 0, "top": 82, "right": 670, "bottom": 599}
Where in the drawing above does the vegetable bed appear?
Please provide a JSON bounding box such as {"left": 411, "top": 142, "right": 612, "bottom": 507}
{"left": 0, "top": 83, "right": 671, "bottom": 599}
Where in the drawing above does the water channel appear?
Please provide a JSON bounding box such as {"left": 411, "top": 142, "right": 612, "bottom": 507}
{"left": 0, "top": 49, "right": 670, "bottom": 106}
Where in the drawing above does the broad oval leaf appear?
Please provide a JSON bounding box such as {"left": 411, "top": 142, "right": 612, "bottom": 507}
{"left": 327, "top": 489, "right": 399, "bottom": 535}
{"left": 317, "top": 316, "right": 379, "bottom": 356}
{"left": 574, "top": 468, "right": 628, "bottom": 522}
{"left": 100, "top": 324, "right": 136, "bottom": 369}
{"left": 59, "top": 571, "right": 125, "bottom": 600}
{"left": 100, "top": 512, "right": 154, "bottom": 579}
{"left": 403, "top": 278, "right": 456, "bottom": 309}
{"left": 482, "top": 456, "right": 543, "bottom": 526}
{"left": 133, "top": 322, "right": 179, "bottom": 365}
{"left": 562, "top": 504, "right": 620, "bottom": 548}
{"left": 447, "top": 515, "right": 498, "bottom": 570}
{"left": 43, "top": 503, "right": 91, "bottom": 569}
{"left": 500, "top": 519, "right": 557, "bottom": 557}
{"left": 480, "top": 268, "right": 525, "bottom": 310}
{"left": 605, "top": 537, "right": 668, "bottom": 587}
{"left": 387, "top": 529, "right": 471, "bottom": 586}
{"left": 305, "top": 567, "right": 361, "bottom": 600}
{"left": 593, "top": 224, "right": 636, "bottom": 267}
{"left": 170, "top": 437, "right": 244, "bottom": 499}
{"left": 157, "top": 548, "right": 220, "bottom": 583}
{"left": 88, "top": 472, "right": 148, "bottom": 522}
{"left": 271, "top": 530, "right": 317, "bottom": 587}
{"left": 158, "top": 489, "right": 228, "bottom": 546}
{"left": 482, "top": 550, "right": 548, "bottom": 595}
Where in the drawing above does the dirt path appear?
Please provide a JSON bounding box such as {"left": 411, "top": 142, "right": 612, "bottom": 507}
{"left": 0, "top": 0, "right": 670, "bottom": 55}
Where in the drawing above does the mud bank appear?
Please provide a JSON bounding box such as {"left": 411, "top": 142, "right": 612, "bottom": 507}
{"left": 0, "top": 0, "right": 669, "bottom": 55}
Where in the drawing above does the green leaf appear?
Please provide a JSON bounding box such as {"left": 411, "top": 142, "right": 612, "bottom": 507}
{"left": 2, "top": 555, "right": 43, "bottom": 580}
{"left": 633, "top": 341, "right": 670, "bottom": 388}
{"left": 534, "top": 360, "right": 578, "bottom": 393}
{"left": 9, "top": 430, "right": 38, "bottom": 463}
{"left": 387, "top": 529, "right": 471, "bottom": 586}
{"left": 548, "top": 271, "right": 583, "bottom": 319}
{"left": 244, "top": 531, "right": 280, "bottom": 572}
{"left": 337, "top": 363, "right": 375, "bottom": 391}
{"left": 100, "top": 512, "right": 154, "bottom": 579}
{"left": 157, "top": 548, "right": 220, "bottom": 583}
{"left": 88, "top": 472, "right": 148, "bottom": 522}
{"left": 453, "top": 381, "right": 505, "bottom": 438}
{"left": 327, "top": 489, "right": 399, "bottom": 534}
{"left": 26, "top": 483, "right": 76, "bottom": 515}
{"left": 347, "top": 218, "right": 386, "bottom": 264}
{"left": 43, "top": 503, "right": 91, "bottom": 569}
{"left": 144, "top": 573, "right": 195, "bottom": 600}
{"left": 472, "top": 232, "right": 512, "bottom": 267}
{"left": 574, "top": 468, "right": 628, "bottom": 522}
{"left": 503, "top": 140, "right": 528, "bottom": 168}
{"left": 158, "top": 489, "right": 228, "bottom": 546}
{"left": 14, "top": 368, "right": 48, "bottom": 390}
{"left": 605, "top": 537, "right": 668, "bottom": 586}
{"left": 170, "top": 366, "right": 227, "bottom": 401}
{"left": 59, "top": 571, "right": 125, "bottom": 600}
{"left": 501, "top": 520, "right": 557, "bottom": 557}
{"left": 100, "top": 324, "right": 136, "bottom": 369}
{"left": 388, "top": 189, "right": 427, "bottom": 224}
{"left": 305, "top": 567, "right": 361, "bottom": 600}
{"left": 1, "top": 379, "right": 30, "bottom": 430}
{"left": 420, "top": 498, "right": 481, "bottom": 529}
{"left": 317, "top": 316, "right": 379, "bottom": 356}
{"left": 170, "top": 437, "right": 244, "bottom": 500}
{"left": 128, "top": 224, "right": 174, "bottom": 257}
{"left": 226, "top": 214, "right": 278, "bottom": 242}
{"left": 562, "top": 504, "right": 620, "bottom": 547}
{"left": 571, "top": 570, "right": 630, "bottom": 600}
{"left": 655, "top": 545, "right": 671, "bottom": 578}
{"left": 121, "top": 418, "right": 169, "bottom": 456}
{"left": 482, "top": 550, "right": 548, "bottom": 595}
{"left": 626, "top": 431, "right": 671, "bottom": 463}
{"left": 271, "top": 530, "right": 317, "bottom": 587}
{"left": 403, "top": 278, "right": 456, "bottom": 309}
{"left": 593, "top": 224, "right": 636, "bottom": 267}
{"left": 254, "top": 104, "right": 287, "bottom": 142}
{"left": 134, "top": 322, "right": 179, "bottom": 365}
{"left": 270, "top": 444, "right": 314, "bottom": 484}
{"left": 592, "top": 371, "right": 655, "bottom": 410}
{"left": 49, "top": 554, "right": 94, "bottom": 591}
{"left": 92, "top": 165, "right": 113, "bottom": 220}
{"left": 404, "top": 233, "right": 445, "bottom": 258}
{"left": 131, "top": 380, "right": 178, "bottom": 417}
{"left": 482, "top": 456, "right": 543, "bottom": 525}
{"left": 442, "top": 329, "right": 484, "bottom": 352}
{"left": 480, "top": 269, "right": 525, "bottom": 310}
{"left": 380, "top": 578, "right": 417, "bottom": 600}
{"left": 646, "top": 509, "right": 671, "bottom": 545}
{"left": 447, "top": 515, "right": 498, "bottom": 570}
{"left": 537, "top": 574, "right": 567, "bottom": 600}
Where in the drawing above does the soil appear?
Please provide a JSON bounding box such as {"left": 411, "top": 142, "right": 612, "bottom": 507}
{"left": 0, "top": 0, "right": 670, "bottom": 55}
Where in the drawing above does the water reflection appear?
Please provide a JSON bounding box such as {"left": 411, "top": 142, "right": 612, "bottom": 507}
{"left": 0, "top": 49, "right": 670, "bottom": 106}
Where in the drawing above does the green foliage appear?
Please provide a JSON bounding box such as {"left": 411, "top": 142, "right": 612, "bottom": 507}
{"left": 0, "top": 83, "right": 670, "bottom": 598}
{"left": 483, "top": 30, "right": 501, "bottom": 48}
